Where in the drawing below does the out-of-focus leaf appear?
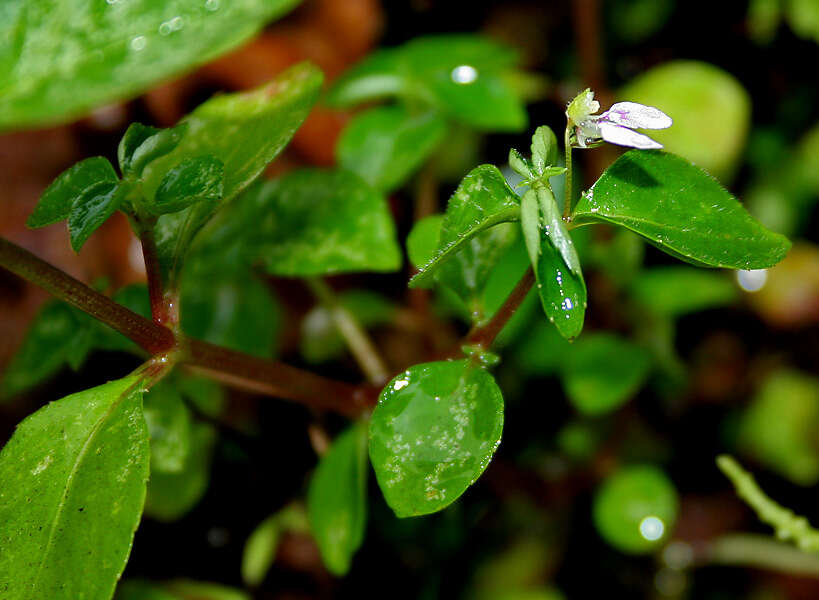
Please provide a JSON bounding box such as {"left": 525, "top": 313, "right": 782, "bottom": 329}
{"left": 148, "top": 156, "right": 224, "bottom": 216}
{"left": 562, "top": 334, "right": 652, "bottom": 415}
{"left": 0, "top": 376, "right": 149, "bottom": 599}
{"left": 164, "top": 581, "right": 250, "bottom": 600}
{"left": 308, "top": 422, "right": 368, "bottom": 575}
{"left": 574, "top": 151, "right": 791, "bottom": 269}
{"left": 336, "top": 106, "right": 447, "bottom": 193}
{"left": 140, "top": 63, "right": 323, "bottom": 285}
{"left": 0, "top": 0, "right": 302, "bottom": 130}
{"left": 407, "top": 215, "right": 445, "bottom": 269}
{"left": 328, "top": 35, "right": 526, "bottom": 132}
{"left": 241, "top": 503, "right": 308, "bottom": 587}
{"left": 369, "top": 360, "right": 504, "bottom": 517}
{"left": 143, "top": 380, "right": 192, "bottom": 474}
{"left": 301, "top": 290, "right": 396, "bottom": 364}
{"left": 411, "top": 165, "right": 520, "bottom": 290}
{"left": 144, "top": 423, "right": 216, "bottom": 522}
{"left": 631, "top": 266, "right": 737, "bottom": 317}
{"left": 27, "top": 157, "right": 118, "bottom": 228}
{"left": 618, "top": 61, "right": 750, "bottom": 180}
{"left": 737, "top": 370, "right": 819, "bottom": 486}
{"left": 593, "top": 465, "right": 678, "bottom": 554}
{"left": 116, "top": 579, "right": 178, "bottom": 600}
{"left": 241, "top": 169, "right": 401, "bottom": 276}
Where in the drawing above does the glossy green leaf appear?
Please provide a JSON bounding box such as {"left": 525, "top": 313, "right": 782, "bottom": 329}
{"left": 68, "top": 181, "right": 132, "bottom": 252}
{"left": 407, "top": 214, "right": 445, "bottom": 269}
{"left": 147, "top": 156, "right": 223, "bottom": 216}
{"left": 0, "top": 0, "right": 301, "bottom": 130}
{"left": 369, "top": 360, "right": 504, "bottom": 517}
{"left": 737, "top": 370, "right": 819, "bottom": 486}
{"left": 27, "top": 157, "right": 118, "bottom": 228}
{"left": 241, "top": 503, "right": 308, "bottom": 587}
{"left": 143, "top": 380, "right": 192, "bottom": 474}
{"left": 1, "top": 302, "right": 95, "bottom": 397}
{"left": 308, "top": 422, "right": 368, "bottom": 575}
{"left": 144, "top": 423, "right": 215, "bottom": 522}
{"left": 301, "top": 290, "right": 395, "bottom": 364}
{"left": 337, "top": 105, "right": 446, "bottom": 193}
{"left": 562, "top": 334, "right": 652, "bottom": 415}
{"left": 241, "top": 168, "right": 401, "bottom": 276}
{"left": 631, "top": 266, "right": 738, "bottom": 317}
{"left": 141, "top": 63, "right": 323, "bottom": 285}
{"left": 0, "top": 376, "right": 149, "bottom": 599}
{"left": 119, "top": 123, "right": 185, "bottom": 178}
{"left": 593, "top": 465, "right": 678, "bottom": 554}
{"left": 410, "top": 165, "right": 520, "bottom": 289}
{"left": 618, "top": 61, "right": 750, "bottom": 180}
{"left": 574, "top": 150, "right": 791, "bottom": 269}
{"left": 328, "top": 35, "right": 526, "bottom": 132}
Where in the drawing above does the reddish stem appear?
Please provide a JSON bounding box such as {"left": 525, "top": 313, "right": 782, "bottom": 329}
{"left": 0, "top": 238, "right": 175, "bottom": 355}
{"left": 465, "top": 267, "right": 535, "bottom": 349}
{"left": 136, "top": 219, "right": 178, "bottom": 327}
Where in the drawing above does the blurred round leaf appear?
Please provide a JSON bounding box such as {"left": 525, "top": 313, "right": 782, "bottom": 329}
{"left": 593, "top": 465, "right": 678, "bottom": 554}
{"left": 619, "top": 61, "right": 751, "bottom": 181}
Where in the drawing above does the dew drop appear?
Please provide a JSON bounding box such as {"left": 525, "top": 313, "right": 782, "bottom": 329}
{"left": 205, "top": 0, "right": 220, "bottom": 11}
{"left": 130, "top": 36, "right": 147, "bottom": 51}
{"left": 451, "top": 65, "right": 478, "bottom": 84}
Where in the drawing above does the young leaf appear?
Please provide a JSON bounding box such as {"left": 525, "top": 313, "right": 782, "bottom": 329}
{"left": 336, "top": 105, "right": 447, "bottom": 193}
{"left": 148, "top": 156, "right": 224, "bottom": 216}
{"left": 307, "top": 422, "right": 368, "bottom": 575}
{"left": 410, "top": 165, "right": 521, "bottom": 289}
{"left": 562, "top": 334, "right": 652, "bottom": 416}
{"left": 144, "top": 423, "right": 216, "bottom": 522}
{"left": 68, "top": 181, "right": 132, "bottom": 251}
{"left": 536, "top": 185, "right": 581, "bottom": 276}
{"left": 143, "top": 380, "right": 192, "bottom": 474}
{"left": 0, "top": 376, "right": 149, "bottom": 600}
{"left": 242, "top": 169, "right": 401, "bottom": 276}
{"left": 27, "top": 157, "right": 118, "bottom": 228}
{"left": 630, "top": 266, "right": 738, "bottom": 317}
{"left": 0, "top": 0, "right": 302, "bottom": 131}
{"left": 142, "top": 63, "right": 323, "bottom": 285}
{"left": 119, "top": 123, "right": 186, "bottom": 177}
{"left": 573, "top": 151, "right": 791, "bottom": 269}
{"left": 327, "top": 35, "right": 526, "bottom": 132}
{"left": 530, "top": 125, "right": 559, "bottom": 175}
{"left": 369, "top": 360, "right": 504, "bottom": 518}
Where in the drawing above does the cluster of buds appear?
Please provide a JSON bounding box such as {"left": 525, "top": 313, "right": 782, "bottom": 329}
{"left": 566, "top": 89, "right": 672, "bottom": 150}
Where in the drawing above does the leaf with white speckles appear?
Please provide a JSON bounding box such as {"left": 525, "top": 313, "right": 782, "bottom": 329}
{"left": 0, "top": 375, "right": 149, "bottom": 600}
{"left": 573, "top": 150, "right": 790, "bottom": 269}
{"left": 369, "top": 360, "right": 504, "bottom": 518}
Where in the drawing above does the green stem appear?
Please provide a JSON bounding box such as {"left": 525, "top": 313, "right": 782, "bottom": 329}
{"left": 563, "top": 126, "right": 573, "bottom": 219}
{"left": 307, "top": 277, "right": 390, "bottom": 385}
{"left": 705, "top": 533, "right": 819, "bottom": 577}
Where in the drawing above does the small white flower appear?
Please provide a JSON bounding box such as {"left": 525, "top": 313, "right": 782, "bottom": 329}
{"left": 566, "top": 89, "right": 672, "bottom": 150}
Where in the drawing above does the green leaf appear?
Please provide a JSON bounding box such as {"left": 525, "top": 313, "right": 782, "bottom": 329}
{"left": 530, "top": 125, "right": 559, "bottom": 175}
{"left": 144, "top": 423, "right": 216, "bottom": 522}
{"left": 2, "top": 302, "right": 93, "bottom": 397}
{"left": 369, "top": 360, "right": 504, "bottom": 517}
{"left": 737, "top": 370, "right": 819, "bottom": 486}
{"left": 163, "top": 581, "right": 250, "bottom": 600}
{"left": 328, "top": 35, "right": 526, "bottom": 132}
{"left": 241, "top": 503, "right": 308, "bottom": 587}
{"left": 336, "top": 105, "right": 447, "bottom": 193}
{"left": 574, "top": 150, "right": 791, "bottom": 269}
{"left": 0, "top": 376, "right": 149, "bottom": 600}
{"left": 68, "top": 181, "right": 132, "bottom": 251}
{"left": 241, "top": 169, "right": 401, "bottom": 276}
{"left": 536, "top": 185, "right": 581, "bottom": 276}
{"left": 308, "top": 422, "right": 368, "bottom": 575}
{"left": 143, "top": 380, "right": 192, "bottom": 474}
{"left": 631, "top": 266, "right": 738, "bottom": 317}
{"left": 0, "top": 0, "right": 302, "bottom": 130}
{"left": 410, "top": 165, "right": 521, "bottom": 289}
{"left": 407, "top": 215, "right": 445, "bottom": 269}
{"left": 562, "top": 334, "right": 652, "bottom": 416}
{"left": 149, "top": 156, "right": 224, "bottom": 216}
{"left": 593, "top": 465, "right": 678, "bottom": 554}
{"left": 27, "top": 157, "right": 118, "bottom": 228}
{"left": 119, "top": 123, "right": 185, "bottom": 177}
{"left": 142, "top": 62, "right": 323, "bottom": 285}
{"left": 301, "top": 290, "right": 395, "bottom": 364}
